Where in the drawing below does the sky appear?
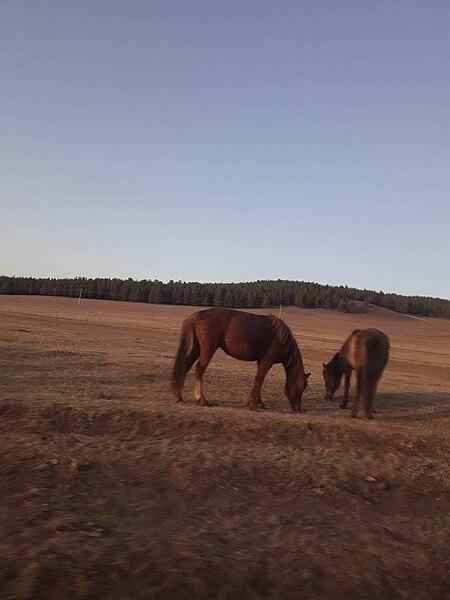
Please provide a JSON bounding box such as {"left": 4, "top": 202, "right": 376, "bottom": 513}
{"left": 1, "top": 1, "right": 449, "bottom": 298}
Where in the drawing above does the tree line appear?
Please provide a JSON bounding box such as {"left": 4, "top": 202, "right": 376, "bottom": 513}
{"left": 1, "top": 275, "right": 448, "bottom": 318}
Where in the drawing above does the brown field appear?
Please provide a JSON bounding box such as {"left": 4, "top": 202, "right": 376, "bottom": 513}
{"left": 0, "top": 295, "right": 449, "bottom": 600}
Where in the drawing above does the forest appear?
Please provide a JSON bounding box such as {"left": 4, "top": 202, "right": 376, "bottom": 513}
{"left": 1, "top": 275, "right": 449, "bottom": 319}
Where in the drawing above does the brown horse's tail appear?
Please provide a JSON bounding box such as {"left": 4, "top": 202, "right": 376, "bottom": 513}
{"left": 361, "top": 335, "right": 389, "bottom": 412}
{"left": 171, "top": 315, "right": 197, "bottom": 399}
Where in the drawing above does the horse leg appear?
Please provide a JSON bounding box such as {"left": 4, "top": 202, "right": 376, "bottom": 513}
{"left": 176, "top": 346, "right": 199, "bottom": 403}
{"left": 247, "top": 359, "right": 272, "bottom": 411}
{"left": 352, "top": 370, "right": 363, "bottom": 418}
{"left": 340, "top": 370, "right": 351, "bottom": 409}
{"left": 193, "top": 346, "right": 216, "bottom": 406}
{"left": 363, "top": 376, "right": 377, "bottom": 419}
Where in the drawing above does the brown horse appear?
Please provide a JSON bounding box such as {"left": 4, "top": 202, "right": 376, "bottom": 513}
{"left": 322, "top": 328, "right": 389, "bottom": 419}
{"left": 172, "top": 308, "right": 310, "bottom": 411}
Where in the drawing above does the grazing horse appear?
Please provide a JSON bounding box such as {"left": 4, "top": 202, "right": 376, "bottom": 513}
{"left": 172, "top": 308, "right": 310, "bottom": 411}
{"left": 322, "top": 328, "right": 389, "bottom": 419}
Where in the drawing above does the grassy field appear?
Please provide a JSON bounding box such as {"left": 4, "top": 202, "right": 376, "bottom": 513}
{"left": 0, "top": 296, "right": 449, "bottom": 599}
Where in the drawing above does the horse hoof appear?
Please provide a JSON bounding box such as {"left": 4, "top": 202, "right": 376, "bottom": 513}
{"left": 194, "top": 396, "right": 213, "bottom": 407}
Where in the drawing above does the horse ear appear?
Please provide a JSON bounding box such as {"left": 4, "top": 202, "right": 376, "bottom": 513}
{"left": 305, "top": 372, "right": 311, "bottom": 379}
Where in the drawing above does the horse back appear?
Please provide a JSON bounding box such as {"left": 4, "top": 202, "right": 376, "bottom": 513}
{"left": 192, "top": 307, "right": 278, "bottom": 361}
{"left": 343, "top": 329, "right": 389, "bottom": 373}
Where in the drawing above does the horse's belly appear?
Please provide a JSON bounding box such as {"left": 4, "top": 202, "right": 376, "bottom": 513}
{"left": 221, "top": 333, "right": 257, "bottom": 361}
{"left": 221, "top": 316, "right": 272, "bottom": 362}
{"left": 221, "top": 343, "right": 255, "bottom": 362}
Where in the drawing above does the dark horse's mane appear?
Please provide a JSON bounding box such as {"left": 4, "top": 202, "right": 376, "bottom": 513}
{"left": 269, "top": 316, "right": 305, "bottom": 393}
{"left": 328, "top": 329, "right": 360, "bottom": 375}
{"left": 328, "top": 352, "right": 341, "bottom": 373}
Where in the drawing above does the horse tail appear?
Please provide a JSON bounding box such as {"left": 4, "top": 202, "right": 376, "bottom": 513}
{"left": 361, "top": 335, "right": 388, "bottom": 414}
{"left": 171, "top": 315, "right": 196, "bottom": 398}
{"left": 366, "top": 334, "right": 388, "bottom": 375}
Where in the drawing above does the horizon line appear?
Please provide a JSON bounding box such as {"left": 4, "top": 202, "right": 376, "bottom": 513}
{"left": 1, "top": 273, "right": 448, "bottom": 302}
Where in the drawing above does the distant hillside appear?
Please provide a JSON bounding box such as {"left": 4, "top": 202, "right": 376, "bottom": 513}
{"left": 1, "top": 276, "right": 448, "bottom": 319}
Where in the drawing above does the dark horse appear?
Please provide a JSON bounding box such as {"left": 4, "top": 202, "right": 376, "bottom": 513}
{"left": 172, "top": 308, "right": 310, "bottom": 411}
{"left": 322, "top": 328, "right": 389, "bottom": 419}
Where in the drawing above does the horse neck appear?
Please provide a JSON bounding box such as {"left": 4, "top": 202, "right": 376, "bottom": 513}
{"left": 271, "top": 317, "right": 305, "bottom": 394}
{"left": 331, "top": 352, "right": 345, "bottom": 376}
{"left": 283, "top": 348, "right": 305, "bottom": 395}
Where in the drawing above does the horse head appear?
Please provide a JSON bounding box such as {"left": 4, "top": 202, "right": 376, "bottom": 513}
{"left": 286, "top": 370, "right": 310, "bottom": 412}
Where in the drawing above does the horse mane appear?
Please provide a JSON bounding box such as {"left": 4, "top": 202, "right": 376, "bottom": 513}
{"left": 269, "top": 316, "right": 305, "bottom": 394}
{"left": 329, "top": 352, "right": 341, "bottom": 372}
{"left": 269, "top": 317, "right": 299, "bottom": 359}
{"left": 327, "top": 351, "right": 346, "bottom": 378}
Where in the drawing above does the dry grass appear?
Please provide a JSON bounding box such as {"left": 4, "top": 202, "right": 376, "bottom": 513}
{"left": 0, "top": 296, "right": 449, "bottom": 599}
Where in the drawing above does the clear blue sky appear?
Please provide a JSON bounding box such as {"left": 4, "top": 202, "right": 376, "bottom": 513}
{"left": 1, "top": 1, "right": 449, "bottom": 298}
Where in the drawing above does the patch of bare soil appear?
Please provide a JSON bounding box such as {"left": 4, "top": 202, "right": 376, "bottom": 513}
{"left": 0, "top": 296, "right": 449, "bottom": 599}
